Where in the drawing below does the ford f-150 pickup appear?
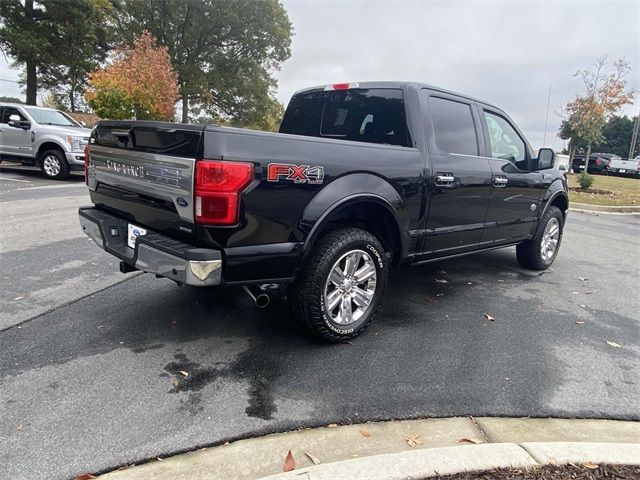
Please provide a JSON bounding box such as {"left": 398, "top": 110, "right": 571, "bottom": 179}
{"left": 79, "top": 81, "right": 568, "bottom": 342}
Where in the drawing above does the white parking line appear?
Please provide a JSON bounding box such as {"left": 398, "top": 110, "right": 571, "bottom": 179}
{"left": 22, "top": 183, "right": 86, "bottom": 191}
{"left": 0, "top": 176, "right": 32, "bottom": 183}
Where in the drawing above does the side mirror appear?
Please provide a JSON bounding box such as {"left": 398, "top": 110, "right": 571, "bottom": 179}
{"left": 537, "top": 148, "right": 555, "bottom": 170}
{"left": 8, "top": 114, "right": 30, "bottom": 130}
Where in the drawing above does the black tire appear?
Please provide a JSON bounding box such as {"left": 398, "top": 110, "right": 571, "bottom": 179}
{"left": 516, "top": 205, "right": 564, "bottom": 270}
{"left": 40, "top": 149, "right": 70, "bottom": 180}
{"left": 289, "top": 227, "right": 389, "bottom": 343}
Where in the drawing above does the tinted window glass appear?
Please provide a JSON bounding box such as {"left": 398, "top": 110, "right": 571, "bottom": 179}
{"left": 429, "top": 97, "right": 478, "bottom": 156}
{"left": 484, "top": 111, "right": 525, "bottom": 164}
{"left": 280, "top": 89, "right": 411, "bottom": 147}
{"left": 1, "top": 107, "right": 26, "bottom": 124}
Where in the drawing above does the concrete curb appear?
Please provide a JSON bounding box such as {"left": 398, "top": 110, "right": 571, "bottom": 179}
{"left": 99, "top": 417, "right": 640, "bottom": 480}
{"left": 569, "top": 203, "right": 640, "bottom": 214}
{"left": 260, "top": 443, "right": 640, "bottom": 480}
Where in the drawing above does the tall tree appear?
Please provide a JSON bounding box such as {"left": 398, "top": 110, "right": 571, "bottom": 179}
{"left": 591, "top": 115, "right": 637, "bottom": 158}
{"left": 0, "top": 0, "right": 46, "bottom": 104}
{"left": 113, "top": 0, "right": 292, "bottom": 124}
{"left": 38, "top": 0, "right": 113, "bottom": 112}
{"left": 559, "top": 56, "right": 635, "bottom": 168}
{"left": 85, "top": 31, "right": 179, "bottom": 120}
{"left": 0, "top": 0, "right": 113, "bottom": 108}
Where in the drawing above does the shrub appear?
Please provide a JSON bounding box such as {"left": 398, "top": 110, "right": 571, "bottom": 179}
{"left": 577, "top": 172, "right": 595, "bottom": 189}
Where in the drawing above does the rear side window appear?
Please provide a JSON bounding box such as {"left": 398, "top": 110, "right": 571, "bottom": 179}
{"left": 428, "top": 97, "right": 478, "bottom": 156}
{"left": 280, "top": 89, "right": 411, "bottom": 147}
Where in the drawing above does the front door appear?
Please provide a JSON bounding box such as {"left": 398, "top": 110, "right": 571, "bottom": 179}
{"left": 420, "top": 92, "right": 493, "bottom": 256}
{"left": 0, "top": 107, "right": 32, "bottom": 159}
{"left": 479, "top": 108, "right": 544, "bottom": 244}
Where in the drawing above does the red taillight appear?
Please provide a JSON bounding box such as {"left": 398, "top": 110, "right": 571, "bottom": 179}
{"left": 325, "top": 82, "right": 360, "bottom": 91}
{"left": 84, "top": 145, "right": 90, "bottom": 185}
{"left": 194, "top": 160, "right": 253, "bottom": 225}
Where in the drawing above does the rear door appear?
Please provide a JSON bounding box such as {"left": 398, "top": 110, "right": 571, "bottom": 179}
{"left": 420, "top": 91, "right": 493, "bottom": 256}
{"left": 479, "top": 107, "right": 544, "bottom": 244}
{"left": 0, "top": 106, "right": 33, "bottom": 158}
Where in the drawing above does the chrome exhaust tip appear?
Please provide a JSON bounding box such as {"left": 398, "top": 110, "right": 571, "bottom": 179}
{"left": 243, "top": 285, "right": 271, "bottom": 309}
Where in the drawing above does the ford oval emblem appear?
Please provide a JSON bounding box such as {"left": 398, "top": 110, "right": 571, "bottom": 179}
{"left": 176, "top": 197, "right": 189, "bottom": 207}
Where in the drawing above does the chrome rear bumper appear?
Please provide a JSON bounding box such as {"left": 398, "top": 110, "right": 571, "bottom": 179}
{"left": 78, "top": 207, "right": 222, "bottom": 286}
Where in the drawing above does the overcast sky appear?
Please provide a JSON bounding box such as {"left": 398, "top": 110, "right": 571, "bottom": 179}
{"left": 276, "top": 0, "right": 639, "bottom": 150}
{"left": 1, "top": 0, "right": 638, "bottom": 150}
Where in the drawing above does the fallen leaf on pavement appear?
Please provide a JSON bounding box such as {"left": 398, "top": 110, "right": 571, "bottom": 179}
{"left": 178, "top": 370, "right": 189, "bottom": 377}
{"left": 283, "top": 450, "right": 296, "bottom": 472}
{"left": 483, "top": 313, "right": 495, "bottom": 321}
{"left": 583, "top": 463, "right": 599, "bottom": 470}
{"left": 571, "top": 291, "right": 579, "bottom": 295}
{"left": 425, "top": 296, "right": 436, "bottom": 304}
{"left": 606, "top": 341, "right": 621, "bottom": 348}
{"left": 342, "top": 340, "right": 353, "bottom": 346}
{"left": 16, "top": 420, "right": 23, "bottom": 431}
{"left": 405, "top": 434, "right": 422, "bottom": 448}
{"left": 327, "top": 423, "right": 338, "bottom": 428}
{"left": 435, "top": 278, "right": 448, "bottom": 284}
{"left": 578, "top": 276, "right": 588, "bottom": 282}
{"left": 74, "top": 474, "right": 97, "bottom": 480}
{"left": 359, "top": 429, "right": 371, "bottom": 437}
{"left": 575, "top": 321, "right": 585, "bottom": 325}
{"left": 13, "top": 296, "right": 24, "bottom": 301}
{"left": 457, "top": 437, "right": 482, "bottom": 444}
{"left": 304, "top": 452, "right": 320, "bottom": 465}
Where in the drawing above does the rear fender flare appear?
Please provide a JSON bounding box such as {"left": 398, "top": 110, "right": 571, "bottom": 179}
{"left": 298, "top": 173, "right": 405, "bottom": 262}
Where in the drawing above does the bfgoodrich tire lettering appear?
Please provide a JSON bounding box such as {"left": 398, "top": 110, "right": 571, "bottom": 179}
{"left": 516, "top": 205, "right": 564, "bottom": 270}
{"left": 289, "top": 227, "right": 389, "bottom": 343}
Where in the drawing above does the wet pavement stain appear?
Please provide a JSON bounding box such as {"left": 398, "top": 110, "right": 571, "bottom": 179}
{"left": 164, "top": 353, "right": 222, "bottom": 394}
{"left": 162, "top": 348, "right": 282, "bottom": 421}
{"left": 245, "top": 375, "right": 277, "bottom": 420}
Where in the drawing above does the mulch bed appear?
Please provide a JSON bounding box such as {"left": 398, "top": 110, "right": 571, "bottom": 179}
{"left": 568, "top": 187, "right": 618, "bottom": 196}
{"left": 432, "top": 464, "right": 640, "bottom": 479}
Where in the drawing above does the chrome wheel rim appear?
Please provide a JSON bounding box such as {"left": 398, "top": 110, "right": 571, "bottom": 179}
{"left": 43, "top": 155, "right": 61, "bottom": 177}
{"left": 323, "top": 249, "right": 377, "bottom": 326}
{"left": 541, "top": 217, "right": 560, "bottom": 262}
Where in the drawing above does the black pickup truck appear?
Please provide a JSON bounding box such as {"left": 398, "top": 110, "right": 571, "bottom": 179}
{"left": 79, "top": 81, "right": 568, "bottom": 342}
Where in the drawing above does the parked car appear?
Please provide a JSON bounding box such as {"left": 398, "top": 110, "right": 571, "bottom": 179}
{"left": 79, "top": 81, "right": 568, "bottom": 342}
{"left": 608, "top": 155, "right": 640, "bottom": 178}
{"left": 571, "top": 153, "right": 617, "bottom": 175}
{"left": 0, "top": 103, "right": 92, "bottom": 179}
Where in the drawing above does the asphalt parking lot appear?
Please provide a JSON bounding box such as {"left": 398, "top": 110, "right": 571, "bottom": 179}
{"left": 1, "top": 166, "right": 639, "bottom": 480}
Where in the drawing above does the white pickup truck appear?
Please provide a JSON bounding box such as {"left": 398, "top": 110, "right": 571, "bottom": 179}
{"left": 608, "top": 155, "right": 640, "bottom": 178}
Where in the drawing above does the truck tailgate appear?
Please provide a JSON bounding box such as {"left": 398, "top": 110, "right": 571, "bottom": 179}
{"left": 87, "top": 121, "right": 204, "bottom": 240}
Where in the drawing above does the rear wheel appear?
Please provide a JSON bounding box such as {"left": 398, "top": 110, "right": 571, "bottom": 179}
{"left": 516, "top": 205, "right": 563, "bottom": 270}
{"left": 289, "top": 227, "right": 388, "bottom": 343}
{"left": 40, "top": 149, "right": 70, "bottom": 180}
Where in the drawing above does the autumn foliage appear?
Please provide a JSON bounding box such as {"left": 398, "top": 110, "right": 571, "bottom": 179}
{"left": 85, "top": 32, "right": 178, "bottom": 120}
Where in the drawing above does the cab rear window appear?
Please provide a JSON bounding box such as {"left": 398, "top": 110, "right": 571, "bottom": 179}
{"left": 280, "top": 88, "right": 412, "bottom": 147}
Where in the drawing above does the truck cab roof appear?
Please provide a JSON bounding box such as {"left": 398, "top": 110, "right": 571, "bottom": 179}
{"left": 293, "top": 81, "right": 502, "bottom": 110}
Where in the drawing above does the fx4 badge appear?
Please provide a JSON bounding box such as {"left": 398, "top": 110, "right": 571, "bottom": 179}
{"left": 267, "top": 163, "right": 325, "bottom": 184}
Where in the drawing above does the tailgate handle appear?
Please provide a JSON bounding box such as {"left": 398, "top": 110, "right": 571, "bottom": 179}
{"left": 111, "top": 129, "right": 136, "bottom": 148}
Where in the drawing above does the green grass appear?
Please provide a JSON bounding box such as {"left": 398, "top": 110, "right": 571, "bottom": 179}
{"left": 567, "top": 174, "right": 640, "bottom": 206}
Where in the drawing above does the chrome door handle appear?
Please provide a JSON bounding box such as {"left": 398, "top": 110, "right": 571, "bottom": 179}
{"left": 493, "top": 176, "right": 508, "bottom": 188}
{"left": 435, "top": 173, "right": 455, "bottom": 187}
